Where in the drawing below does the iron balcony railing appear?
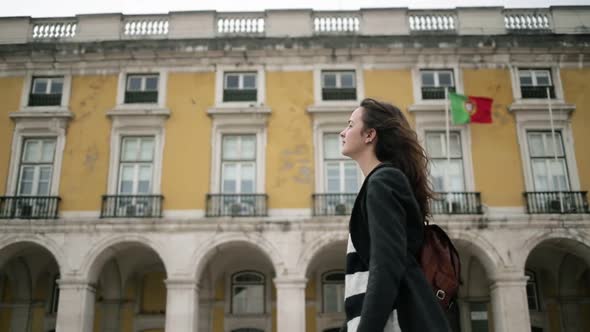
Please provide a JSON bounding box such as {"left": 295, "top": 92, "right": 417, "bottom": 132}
{"left": 206, "top": 194, "right": 268, "bottom": 217}
{"left": 124, "top": 91, "right": 158, "bottom": 104}
{"left": 421, "top": 86, "right": 455, "bottom": 100}
{"left": 0, "top": 196, "right": 61, "bottom": 219}
{"left": 28, "top": 93, "right": 62, "bottom": 106}
{"left": 431, "top": 192, "right": 483, "bottom": 215}
{"left": 313, "top": 193, "right": 357, "bottom": 216}
{"left": 100, "top": 195, "right": 163, "bottom": 218}
{"left": 524, "top": 191, "right": 589, "bottom": 214}
{"left": 521, "top": 86, "right": 555, "bottom": 99}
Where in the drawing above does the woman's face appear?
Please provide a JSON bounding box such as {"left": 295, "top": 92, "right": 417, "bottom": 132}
{"left": 340, "top": 106, "right": 369, "bottom": 159}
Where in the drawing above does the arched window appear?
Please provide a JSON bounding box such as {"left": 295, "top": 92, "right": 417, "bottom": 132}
{"left": 322, "top": 270, "right": 345, "bottom": 313}
{"left": 231, "top": 271, "right": 265, "bottom": 314}
{"left": 49, "top": 274, "right": 60, "bottom": 314}
{"left": 526, "top": 270, "right": 540, "bottom": 311}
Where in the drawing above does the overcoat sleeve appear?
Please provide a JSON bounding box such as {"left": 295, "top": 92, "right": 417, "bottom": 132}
{"left": 356, "top": 167, "right": 411, "bottom": 331}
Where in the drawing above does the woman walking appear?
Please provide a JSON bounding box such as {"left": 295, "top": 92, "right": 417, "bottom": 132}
{"left": 340, "top": 98, "right": 450, "bottom": 332}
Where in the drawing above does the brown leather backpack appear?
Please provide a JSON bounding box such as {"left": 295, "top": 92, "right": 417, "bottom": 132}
{"left": 419, "top": 224, "right": 461, "bottom": 311}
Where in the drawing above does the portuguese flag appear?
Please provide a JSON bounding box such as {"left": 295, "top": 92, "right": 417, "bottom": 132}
{"left": 449, "top": 92, "right": 493, "bottom": 124}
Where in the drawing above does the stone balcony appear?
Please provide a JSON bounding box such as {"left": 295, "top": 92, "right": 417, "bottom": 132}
{"left": 0, "top": 6, "right": 589, "bottom": 45}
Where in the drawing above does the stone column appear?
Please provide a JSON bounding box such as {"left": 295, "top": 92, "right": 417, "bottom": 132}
{"left": 490, "top": 271, "right": 531, "bottom": 332}
{"left": 165, "top": 279, "right": 199, "bottom": 332}
{"left": 55, "top": 279, "right": 96, "bottom": 332}
{"left": 274, "top": 276, "right": 307, "bottom": 332}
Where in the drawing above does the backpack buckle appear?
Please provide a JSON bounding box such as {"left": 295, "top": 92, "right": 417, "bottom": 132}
{"left": 436, "top": 289, "right": 446, "bottom": 300}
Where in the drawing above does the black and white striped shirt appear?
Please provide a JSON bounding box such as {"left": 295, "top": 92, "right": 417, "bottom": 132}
{"left": 344, "top": 234, "right": 399, "bottom": 332}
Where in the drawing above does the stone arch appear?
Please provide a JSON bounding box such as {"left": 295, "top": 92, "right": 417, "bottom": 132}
{"left": 449, "top": 230, "right": 505, "bottom": 278}
{"left": 296, "top": 231, "right": 347, "bottom": 276}
{"left": 518, "top": 229, "right": 590, "bottom": 270}
{"left": 0, "top": 235, "right": 68, "bottom": 274}
{"left": 192, "top": 233, "right": 285, "bottom": 281}
{"left": 80, "top": 235, "right": 168, "bottom": 283}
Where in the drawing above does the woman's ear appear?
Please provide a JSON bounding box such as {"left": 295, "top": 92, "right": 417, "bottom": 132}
{"left": 366, "top": 128, "right": 377, "bottom": 143}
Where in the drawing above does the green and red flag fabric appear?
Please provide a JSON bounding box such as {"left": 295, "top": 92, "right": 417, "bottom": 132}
{"left": 449, "top": 92, "right": 493, "bottom": 124}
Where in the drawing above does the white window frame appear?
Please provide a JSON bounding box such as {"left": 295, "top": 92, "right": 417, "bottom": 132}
{"left": 215, "top": 66, "right": 265, "bottom": 107}
{"left": 16, "top": 138, "right": 57, "bottom": 196}
{"left": 224, "top": 268, "right": 273, "bottom": 332}
{"left": 230, "top": 271, "right": 266, "bottom": 314}
{"left": 525, "top": 130, "right": 571, "bottom": 191}
{"left": 20, "top": 72, "right": 72, "bottom": 112}
{"left": 514, "top": 110, "right": 580, "bottom": 192}
{"left": 115, "top": 70, "right": 168, "bottom": 109}
{"left": 5, "top": 119, "right": 68, "bottom": 197}
{"left": 414, "top": 116, "right": 476, "bottom": 192}
{"left": 321, "top": 133, "right": 362, "bottom": 193}
{"left": 312, "top": 121, "right": 363, "bottom": 194}
{"left": 117, "top": 136, "right": 156, "bottom": 195}
{"left": 321, "top": 270, "right": 345, "bottom": 314}
{"left": 313, "top": 65, "right": 364, "bottom": 106}
{"left": 106, "top": 116, "right": 166, "bottom": 196}
{"left": 411, "top": 65, "right": 463, "bottom": 105}
{"left": 525, "top": 270, "right": 541, "bottom": 311}
{"left": 220, "top": 134, "right": 257, "bottom": 194}
{"left": 424, "top": 130, "right": 467, "bottom": 192}
{"left": 510, "top": 65, "right": 564, "bottom": 102}
{"left": 210, "top": 118, "right": 266, "bottom": 195}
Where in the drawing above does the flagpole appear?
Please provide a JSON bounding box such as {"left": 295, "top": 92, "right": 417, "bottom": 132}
{"left": 547, "top": 87, "right": 563, "bottom": 212}
{"left": 445, "top": 87, "right": 452, "bottom": 213}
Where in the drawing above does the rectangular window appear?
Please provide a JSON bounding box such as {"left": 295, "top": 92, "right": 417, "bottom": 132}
{"left": 321, "top": 70, "right": 357, "bottom": 101}
{"left": 527, "top": 131, "right": 569, "bottom": 191}
{"left": 118, "top": 137, "right": 155, "bottom": 195}
{"left": 223, "top": 72, "right": 257, "bottom": 102}
{"left": 420, "top": 69, "right": 455, "bottom": 100}
{"left": 526, "top": 270, "right": 540, "bottom": 311}
{"left": 323, "top": 133, "right": 359, "bottom": 193}
{"left": 124, "top": 74, "right": 159, "bottom": 103}
{"left": 221, "top": 135, "right": 257, "bottom": 194}
{"left": 425, "top": 131, "right": 465, "bottom": 192}
{"left": 28, "top": 76, "right": 64, "bottom": 106}
{"left": 519, "top": 69, "right": 555, "bottom": 99}
{"left": 17, "top": 138, "right": 56, "bottom": 196}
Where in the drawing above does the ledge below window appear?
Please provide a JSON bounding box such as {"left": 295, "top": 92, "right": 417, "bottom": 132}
{"left": 408, "top": 103, "right": 448, "bottom": 113}
{"left": 107, "top": 107, "right": 170, "bottom": 118}
{"left": 207, "top": 106, "right": 271, "bottom": 115}
{"left": 508, "top": 101, "right": 575, "bottom": 113}
{"left": 11, "top": 107, "right": 73, "bottom": 120}
{"left": 307, "top": 104, "right": 358, "bottom": 114}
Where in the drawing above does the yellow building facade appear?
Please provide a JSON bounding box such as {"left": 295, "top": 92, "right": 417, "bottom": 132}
{"left": 0, "top": 6, "right": 589, "bottom": 332}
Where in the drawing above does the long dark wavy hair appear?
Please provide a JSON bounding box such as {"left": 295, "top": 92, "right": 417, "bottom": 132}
{"left": 359, "top": 98, "right": 434, "bottom": 224}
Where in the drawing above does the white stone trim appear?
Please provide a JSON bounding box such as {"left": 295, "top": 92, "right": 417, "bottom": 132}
{"left": 5, "top": 115, "right": 71, "bottom": 196}
{"left": 161, "top": 210, "right": 206, "bottom": 219}
{"left": 105, "top": 110, "right": 169, "bottom": 195}
{"left": 214, "top": 65, "right": 266, "bottom": 107}
{"left": 512, "top": 107, "right": 580, "bottom": 191}
{"left": 267, "top": 208, "right": 311, "bottom": 218}
{"left": 509, "top": 64, "right": 565, "bottom": 103}
{"left": 411, "top": 64, "right": 464, "bottom": 105}
{"left": 413, "top": 108, "right": 476, "bottom": 192}
{"left": 60, "top": 211, "right": 102, "bottom": 219}
{"left": 313, "top": 64, "right": 364, "bottom": 106}
{"left": 19, "top": 71, "right": 72, "bottom": 111}
{"left": 115, "top": 69, "right": 168, "bottom": 108}
{"left": 209, "top": 114, "right": 268, "bottom": 194}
